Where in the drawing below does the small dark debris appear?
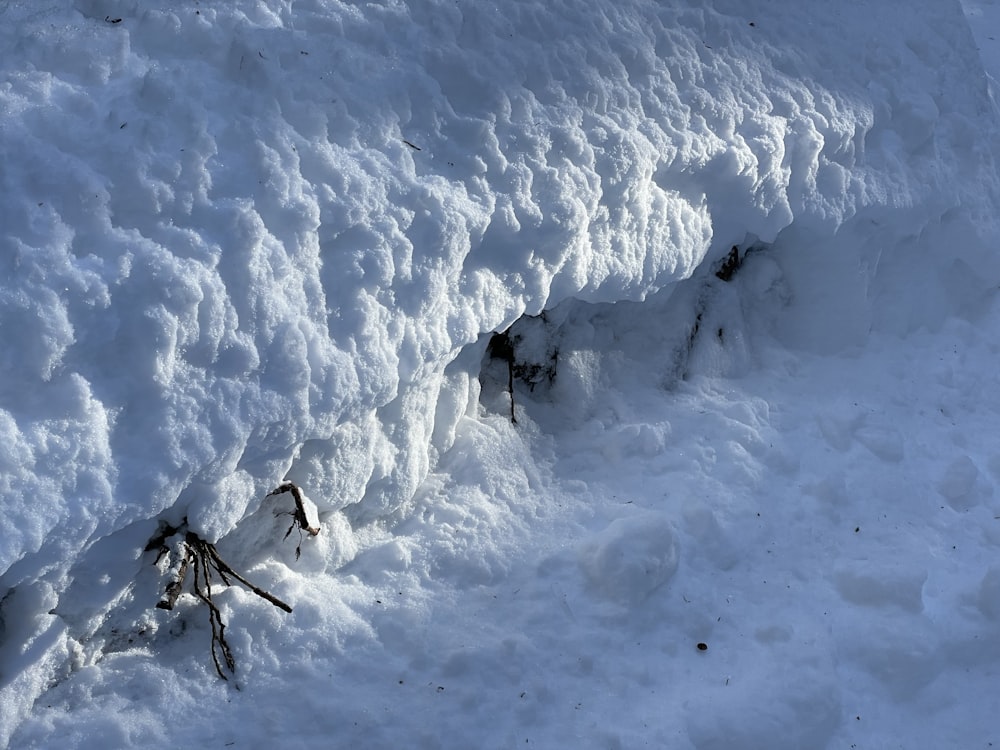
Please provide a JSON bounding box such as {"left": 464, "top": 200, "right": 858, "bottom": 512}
{"left": 105, "top": 15, "right": 122, "bottom": 24}
{"left": 258, "top": 50, "right": 267, "bottom": 59}
{"left": 749, "top": 21, "right": 756, "bottom": 27}
{"left": 402, "top": 139, "right": 422, "bottom": 151}
{"left": 300, "top": 50, "right": 309, "bottom": 55}
{"left": 855, "top": 527, "right": 860, "bottom": 533}
{"left": 697, "top": 642, "right": 708, "bottom": 651}
{"left": 436, "top": 686, "right": 445, "bottom": 692}
{"left": 119, "top": 122, "right": 127, "bottom": 129}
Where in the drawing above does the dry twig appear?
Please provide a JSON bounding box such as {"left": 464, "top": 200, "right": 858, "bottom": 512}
{"left": 149, "top": 524, "right": 293, "bottom": 680}
{"left": 267, "top": 481, "right": 320, "bottom": 559}
{"left": 147, "top": 483, "right": 320, "bottom": 679}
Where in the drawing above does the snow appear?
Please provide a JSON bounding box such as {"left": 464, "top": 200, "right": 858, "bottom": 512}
{"left": 2, "top": 0, "right": 1000, "bottom": 747}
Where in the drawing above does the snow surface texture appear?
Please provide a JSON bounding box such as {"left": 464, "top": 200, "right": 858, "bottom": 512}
{"left": 2, "top": 0, "right": 1000, "bottom": 747}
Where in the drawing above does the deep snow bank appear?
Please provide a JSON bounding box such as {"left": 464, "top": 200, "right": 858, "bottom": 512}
{"left": 1, "top": 0, "right": 998, "bottom": 740}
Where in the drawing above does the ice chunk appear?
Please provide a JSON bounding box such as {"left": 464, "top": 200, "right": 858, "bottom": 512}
{"left": 938, "top": 455, "right": 981, "bottom": 511}
{"left": 833, "top": 563, "right": 926, "bottom": 613}
{"left": 579, "top": 512, "right": 679, "bottom": 605}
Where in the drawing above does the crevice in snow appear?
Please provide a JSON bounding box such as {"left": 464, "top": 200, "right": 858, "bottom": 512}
{"left": 479, "top": 312, "right": 561, "bottom": 423}
{"left": 475, "top": 238, "right": 776, "bottom": 424}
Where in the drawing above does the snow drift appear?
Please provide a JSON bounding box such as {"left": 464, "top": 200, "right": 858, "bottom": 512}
{"left": 2, "top": 0, "right": 999, "bottom": 744}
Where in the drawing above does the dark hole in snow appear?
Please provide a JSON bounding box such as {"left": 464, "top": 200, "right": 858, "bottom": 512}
{"left": 480, "top": 312, "right": 559, "bottom": 423}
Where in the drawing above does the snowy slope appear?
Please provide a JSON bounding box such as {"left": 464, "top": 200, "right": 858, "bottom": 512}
{"left": 2, "top": 0, "right": 1000, "bottom": 747}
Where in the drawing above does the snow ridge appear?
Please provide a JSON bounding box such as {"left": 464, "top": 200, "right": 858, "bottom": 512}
{"left": 2, "top": 0, "right": 999, "bottom": 744}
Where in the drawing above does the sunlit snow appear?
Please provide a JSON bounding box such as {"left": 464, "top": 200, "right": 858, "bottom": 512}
{"left": 2, "top": 0, "right": 1000, "bottom": 747}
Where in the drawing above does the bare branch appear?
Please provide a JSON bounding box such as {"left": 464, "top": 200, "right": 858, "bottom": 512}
{"left": 192, "top": 534, "right": 293, "bottom": 613}
{"left": 267, "top": 481, "right": 321, "bottom": 537}
{"left": 190, "top": 543, "right": 235, "bottom": 680}
{"left": 156, "top": 538, "right": 190, "bottom": 610}
{"left": 145, "top": 489, "right": 306, "bottom": 680}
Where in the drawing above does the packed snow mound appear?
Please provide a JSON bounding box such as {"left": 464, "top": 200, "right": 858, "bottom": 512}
{"left": 579, "top": 512, "right": 680, "bottom": 605}
{"left": 1, "top": 0, "right": 999, "bottom": 742}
